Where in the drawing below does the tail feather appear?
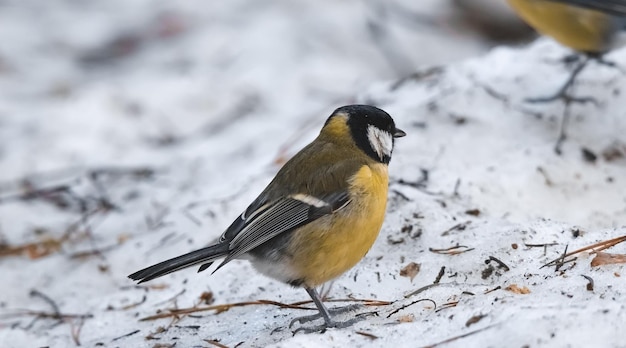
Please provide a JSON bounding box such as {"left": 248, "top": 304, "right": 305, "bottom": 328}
{"left": 128, "top": 243, "right": 229, "bottom": 283}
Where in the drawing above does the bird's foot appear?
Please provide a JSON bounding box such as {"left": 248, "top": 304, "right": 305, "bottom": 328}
{"left": 289, "top": 304, "right": 372, "bottom": 334}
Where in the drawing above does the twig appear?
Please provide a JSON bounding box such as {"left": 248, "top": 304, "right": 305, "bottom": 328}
{"left": 486, "top": 256, "right": 510, "bottom": 272}
{"left": 29, "top": 289, "right": 61, "bottom": 322}
{"left": 141, "top": 298, "right": 391, "bottom": 321}
{"left": 394, "top": 169, "right": 429, "bottom": 190}
{"left": 429, "top": 245, "right": 474, "bottom": 255}
{"left": 108, "top": 295, "right": 147, "bottom": 311}
{"left": 541, "top": 235, "right": 626, "bottom": 269}
{"left": 0, "top": 166, "right": 155, "bottom": 211}
{"left": 0, "top": 202, "right": 111, "bottom": 260}
{"left": 204, "top": 339, "right": 229, "bottom": 348}
{"left": 355, "top": 331, "right": 379, "bottom": 340}
{"left": 144, "top": 232, "right": 184, "bottom": 255}
{"left": 434, "top": 266, "right": 445, "bottom": 284}
{"left": 391, "top": 67, "right": 444, "bottom": 91}
{"left": 472, "top": 77, "right": 544, "bottom": 119}
{"left": 452, "top": 179, "right": 461, "bottom": 197}
{"left": 484, "top": 286, "right": 501, "bottom": 294}
{"left": 289, "top": 298, "right": 391, "bottom": 307}
{"left": 405, "top": 283, "right": 443, "bottom": 298}
{"left": 141, "top": 300, "right": 307, "bottom": 321}
{"left": 581, "top": 275, "right": 594, "bottom": 291}
{"left": 420, "top": 324, "right": 499, "bottom": 348}
{"left": 0, "top": 310, "right": 93, "bottom": 321}
{"left": 465, "top": 314, "right": 487, "bottom": 327}
{"left": 386, "top": 299, "right": 436, "bottom": 318}
{"left": 391, "top": 189, "right": 411, "bottom": 201}
{"left": 524, "top": 242, "right": 557, "bottom": 247}
{"left": 440, "top": 221, "right": 471, "bottom": 236}
{"left": 0, "top": 235, "right": 68, "bottom": 259}
{"left": 4, "top": 290, "right": 92, "bottom": 345}
{"left": 181, "top": 201, "right": 205, "bottom": 227}
{"left": 70, "top": 317, "right": 88, "bottom": 346}
{"left": 69, "top": 244, "right": 119, "bottom": 259}
{"left": 112, "top": 329, "right": 140, "bottom": 341}
{"left": 536, "top": 167, "right": 553, "bottom": 186}
{"left": 434, "top": 301, "right": 458, "bottom": 313}
{"left": 554, "top": 245, "right": 570, "bottom": 271}
{"left": 153, "top": 289, "right": 186, "bottom": 307}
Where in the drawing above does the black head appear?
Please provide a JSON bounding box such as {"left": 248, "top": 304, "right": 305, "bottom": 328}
{"left": 327, "top": 104, "right": 405, "bottom": 164}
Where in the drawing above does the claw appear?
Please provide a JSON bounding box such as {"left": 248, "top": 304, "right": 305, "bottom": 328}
{"left": 289, "top": 304, "right": 362, "bottom": 329}
{"left": 289, "top": 287, "right": 372, "bottom": 334}
{"left": 522, "top": 53, "right": 615, "bottom": 153}
{"left": 291, "top": 309, "right": 375, "bottom": 334}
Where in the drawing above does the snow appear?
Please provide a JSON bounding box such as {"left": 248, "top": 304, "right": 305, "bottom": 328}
{"left": 1, "top": 1, "right": 625, "bottom": 347}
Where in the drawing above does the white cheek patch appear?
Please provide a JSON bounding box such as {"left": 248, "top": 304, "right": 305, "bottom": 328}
{"left": 367, "top": 125, "right": 393, "bottom": 160}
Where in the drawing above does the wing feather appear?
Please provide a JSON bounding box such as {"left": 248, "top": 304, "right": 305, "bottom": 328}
{"left": 545, "top": 0, "right": 626, "bottom": 17}
{"left": 211, "top": 191, "right": 350, "bottom": 272}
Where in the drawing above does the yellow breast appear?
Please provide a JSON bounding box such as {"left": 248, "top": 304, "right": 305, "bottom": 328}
{"left": 507, "top": 0, "right": 615, "bottom": 52}
{"left": 289, "top": 163, "right": 389, "bottom": 287}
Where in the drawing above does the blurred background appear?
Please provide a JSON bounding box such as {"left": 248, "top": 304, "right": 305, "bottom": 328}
{"left": 3, "top": 2, "right": 626, "bottom": 347}
{"left": 0, "top": 0, "right": 536, "bottom": 181}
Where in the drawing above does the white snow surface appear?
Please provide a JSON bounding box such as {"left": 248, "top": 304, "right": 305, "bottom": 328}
{"left": 1, "top": 1, "right": 625, "bottom": 348}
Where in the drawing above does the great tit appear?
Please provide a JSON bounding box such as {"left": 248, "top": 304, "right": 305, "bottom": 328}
{"left": 129, "top": 104, "right": 405, "bottom": 332}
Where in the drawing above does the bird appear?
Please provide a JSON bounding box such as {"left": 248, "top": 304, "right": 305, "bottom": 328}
{"left": 128, "top": 104, "right": 406, "bottom": 332}
{"left": 506, "top": 0, "right": 626, "bottom": 152}
{"left": 508, "top": 0, "right": 625, "bottom": 57}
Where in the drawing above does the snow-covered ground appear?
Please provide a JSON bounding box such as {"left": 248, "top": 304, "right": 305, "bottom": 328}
{"left": 1, "top": 1, "right": 625, "bottom": 347}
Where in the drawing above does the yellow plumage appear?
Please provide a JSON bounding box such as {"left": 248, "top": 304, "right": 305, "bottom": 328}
{"left": 507, "top": 0, "right": 616, "bottom": 52}
{"left": 290, "top": 163, "right": 389, "bottom": 287}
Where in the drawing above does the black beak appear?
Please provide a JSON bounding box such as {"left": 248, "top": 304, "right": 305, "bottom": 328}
{"left": 393, "top": 127, "right": 406, "bottom": 138}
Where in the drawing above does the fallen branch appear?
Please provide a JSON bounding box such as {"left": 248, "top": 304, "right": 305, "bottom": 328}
{"left": 541, "top": 235, "right": 626, "bottom": 269}
{"left": 420, "top": 323, "right": 499, "bottom": 348}
{"left": 429, "top": 245, "right": 474, "bottom": 255}
{"left": 386, "top": 298, "right": 436, "bottom": 318}
{"left": 1, "top": 310, "right": 93, "bottom": 321}
{"left": 140, "top": 298, "right": 391, "bottom": 321}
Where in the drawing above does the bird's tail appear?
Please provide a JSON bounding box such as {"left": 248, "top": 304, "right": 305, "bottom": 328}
{"left": 128, "top": 243, "right": 229, "bottom": 283}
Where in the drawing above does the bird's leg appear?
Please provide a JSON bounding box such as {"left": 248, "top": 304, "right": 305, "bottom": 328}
{"left": 525, "top": 54, "right": 595, "bottom": 104}
{"left": 289, "top": 287, "right": 370, "bottom": 334}
{"left": 526, "top": 53, "right": 612, "bottom": 153}
{"left": 554, "top": 101, "right": 571, "bottom": 155}
{"left": 586, "top": 51, "right": 623, "bottom": 71}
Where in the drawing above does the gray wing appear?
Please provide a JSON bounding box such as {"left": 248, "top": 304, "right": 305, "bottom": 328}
{"left": 207, "top": 191, "right": 351, "bottom": 272}
{"left": 545, "top": 0, "right": 626, "bottom": 17}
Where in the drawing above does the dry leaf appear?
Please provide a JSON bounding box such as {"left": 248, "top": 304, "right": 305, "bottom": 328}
{"left": 199, "top": 291, "right": 215, "bottom": 305}
{"left": 504, "top": 284, "right": 530, "bottom": 294}
{"left": 117, "top": 233, "right": 130, "bottom": 244}
{"left": 147, "top": 283, "right": 170, "bottom": 290}
{"left": 399, "top": 262, "right": 421, "bottom": 282}
{"left": 397, "top": 314, "right": 415, "bottom": 323}
{"left": 203, "top": 339, "right": 228, "bottom": 348}
{"left": 591, "top": 252, "right": 626, "bottom": 267}
{"left": 355, "top": 331, "right": 379, "bottom": 340}
{"left": 465, "top": 314, "right": 487, "bottom": 327}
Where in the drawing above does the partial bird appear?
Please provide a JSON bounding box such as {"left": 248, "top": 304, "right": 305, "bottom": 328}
{"left": 507, "top": 0, "right": 626, "bottom": 152}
